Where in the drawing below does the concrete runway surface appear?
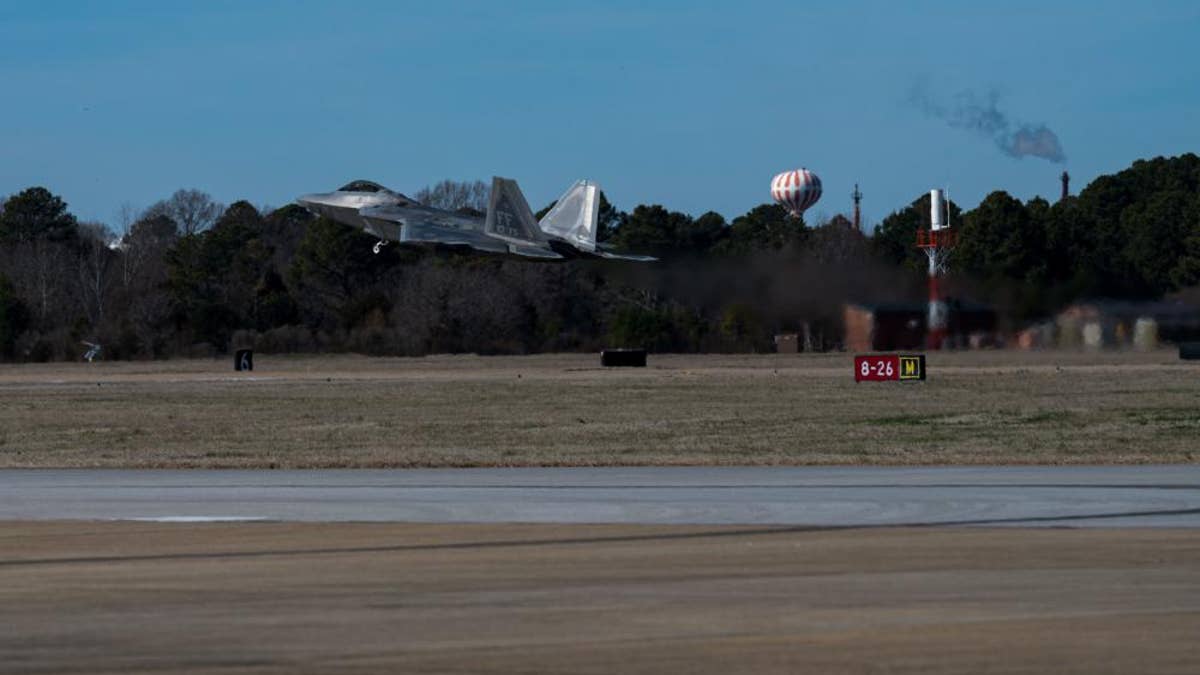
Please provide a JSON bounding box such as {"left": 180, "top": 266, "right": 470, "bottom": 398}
{"left": 2, "top": 522, "right": 1199, "bottom": 674}
{"left": 3, "top": 467, "right": 1200, "bottom": 673}
{"left": 1, "top": 465, "right": 1199, "bottom": 526}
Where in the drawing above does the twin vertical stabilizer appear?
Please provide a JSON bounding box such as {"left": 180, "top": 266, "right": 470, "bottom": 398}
{"left": 483, "top": 176, "right": 603, "bottom": 253}
{"left": 484, "top": 177, "right": 546, "bottom": 243}
{"left": 538, "top": 180, "right": 600, "bottom": 252}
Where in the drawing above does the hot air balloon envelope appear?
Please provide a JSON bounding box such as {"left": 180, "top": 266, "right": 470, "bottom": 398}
{"left": 771, "top": 169, "right": 822, "bottom": 217}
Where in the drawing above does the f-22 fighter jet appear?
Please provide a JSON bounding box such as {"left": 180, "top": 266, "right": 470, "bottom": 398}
{"left": 297, "top": 177, "right": 655, "bottom": 261}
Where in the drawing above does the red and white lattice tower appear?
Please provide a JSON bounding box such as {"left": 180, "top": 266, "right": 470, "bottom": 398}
{"left": 916, "top": 189, "right": 955, "bottom": 349}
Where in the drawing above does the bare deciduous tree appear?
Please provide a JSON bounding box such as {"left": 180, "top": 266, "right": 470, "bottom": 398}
{"left": 120, "top": 214, "right": 177, "bottom": 289}
{"left": 3, "top": 240, "right": 73, "bottom": 327}
{"left": 415, "top": 179, "right": 490, "bottom": 213}
{"left": 76, "top": 222, "right": 117, "bottom": 329}
{"left": 145, "top": 189, "right": 223, "bottom": 236}
{"left": 114, "top": 202, "right": 140, "bottom": 237}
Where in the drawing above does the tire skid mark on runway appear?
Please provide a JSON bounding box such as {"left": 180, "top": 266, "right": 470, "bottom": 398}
{"left": 5, "top": 506, "right": 1200, "bottom": 569}
{"left": 17, "top": 483, "right": 1200, "bottom": 490}
{"left": 128, "top": 516, "right": 269, "bottom": 522}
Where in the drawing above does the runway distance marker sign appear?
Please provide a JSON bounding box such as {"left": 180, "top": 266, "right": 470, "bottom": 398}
{"left": 855, "top": 354, "right": 926, "bottom": 382}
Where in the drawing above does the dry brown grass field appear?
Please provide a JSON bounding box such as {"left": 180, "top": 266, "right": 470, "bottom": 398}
{"left": 1, "top": 350, "right": 1197, "bottom": 468}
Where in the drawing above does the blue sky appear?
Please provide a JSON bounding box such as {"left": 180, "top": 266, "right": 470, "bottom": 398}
{"left": 1, "top": 1, "right": 1197, "bottom": 230}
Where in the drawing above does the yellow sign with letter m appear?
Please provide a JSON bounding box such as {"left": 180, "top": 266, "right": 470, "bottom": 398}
{"left": 898, "top": 355, "right": 924, "bottom": 381}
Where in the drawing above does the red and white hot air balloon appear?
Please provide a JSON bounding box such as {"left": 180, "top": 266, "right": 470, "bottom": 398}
{"left": 770, "top": 168, "right": 822, "bottom": 218}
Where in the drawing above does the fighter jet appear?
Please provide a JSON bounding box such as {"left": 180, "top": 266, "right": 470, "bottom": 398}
{"left": 297, "top": 177, "right": 655, "bottom": 261}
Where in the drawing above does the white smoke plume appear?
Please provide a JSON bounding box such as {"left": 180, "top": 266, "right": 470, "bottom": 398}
{"left": 909, "top": 83, "right": 1066, "bottom": 164}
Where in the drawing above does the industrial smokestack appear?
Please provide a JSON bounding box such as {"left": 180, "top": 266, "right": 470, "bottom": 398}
{"left": 1060, "top": 171, "right": 1070, "bottom": 202}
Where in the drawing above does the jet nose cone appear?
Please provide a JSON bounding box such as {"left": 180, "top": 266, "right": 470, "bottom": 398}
{"left": 296, "top": 193, "right": 328, "bottom": 208}
{"left": 296, "top": 193, "right": 340, "bottom": 220}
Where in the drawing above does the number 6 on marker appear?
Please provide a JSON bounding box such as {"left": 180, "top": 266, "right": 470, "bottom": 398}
{"left": 854, "top": 354, "right": 925, "bottom": 382}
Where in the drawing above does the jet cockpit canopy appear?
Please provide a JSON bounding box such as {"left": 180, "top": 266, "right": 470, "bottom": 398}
{"left": 338, "top": 180, "right": 387, "bottom": 193}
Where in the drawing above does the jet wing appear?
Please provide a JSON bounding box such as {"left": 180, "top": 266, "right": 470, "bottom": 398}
{"left": 507, "top": 245, "right": 565, "bottom": 260}
{"left": 593, "top": 251, "right": 658, "bottom": 262}
{"left": 360, "top": 205, "right": 563, "bottom": 259}
{"left": 592, "top": 241, "right": 657, "bottom": 262}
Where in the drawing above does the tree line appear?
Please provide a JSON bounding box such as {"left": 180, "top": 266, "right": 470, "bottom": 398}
{"left": 0, "top": 153, "right": 1198, "bottom": 361}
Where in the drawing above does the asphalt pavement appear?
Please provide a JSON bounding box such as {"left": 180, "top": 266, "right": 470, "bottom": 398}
{"left": 2, "top": 466, "right": 1199, "bottom": 526}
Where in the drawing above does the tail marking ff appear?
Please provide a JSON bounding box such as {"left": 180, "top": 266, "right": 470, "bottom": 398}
{"left": 484, "top": 177, "right": 546, "bottom": 243}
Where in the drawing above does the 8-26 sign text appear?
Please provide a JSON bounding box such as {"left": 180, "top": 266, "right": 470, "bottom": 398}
{"left": 854, "top": 354, "right": 926, "bottom": 382}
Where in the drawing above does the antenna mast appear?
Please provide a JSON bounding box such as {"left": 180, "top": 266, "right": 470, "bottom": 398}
{"left": 852, "top": 183, "right": 862, "bottom": 230}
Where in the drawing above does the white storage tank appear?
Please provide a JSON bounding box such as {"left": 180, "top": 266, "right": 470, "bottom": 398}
{"left": 1133, "top": 317, "right": 1159, "bottom": 351}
